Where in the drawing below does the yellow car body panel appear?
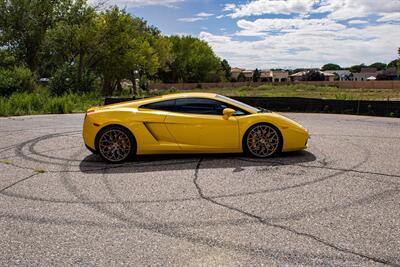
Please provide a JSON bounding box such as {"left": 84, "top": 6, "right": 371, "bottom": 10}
{"left": 82, "top": 93, "right": 309, "bottom": 155}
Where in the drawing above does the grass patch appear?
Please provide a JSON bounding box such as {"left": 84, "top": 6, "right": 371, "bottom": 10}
{"left": 0, "top": 88, "right": 103, "bottom": 116}
{"left": 34, "top": 167, "right": 47, "bottom": 174}
{"left": 166, "top": 84, "right": 400, "bottom": 100}
{"left": 0, "top": 159, "right": 12, "bottom": 165}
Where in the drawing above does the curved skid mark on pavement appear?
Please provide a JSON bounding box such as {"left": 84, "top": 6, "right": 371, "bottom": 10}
{"left": 1, "top": 119, "right": 399, "bottom": 265}
{"left": 193, "top": 158, "right": 394, "bottom": 266}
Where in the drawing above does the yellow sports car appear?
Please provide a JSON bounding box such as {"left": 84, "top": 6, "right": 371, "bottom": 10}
{"left": 83, "top": 93, "right": 309, "bottom": 163}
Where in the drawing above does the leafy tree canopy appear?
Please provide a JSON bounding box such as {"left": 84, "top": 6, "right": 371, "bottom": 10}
{"left": 369, "top": 62, "right": 387, "bottom": 71}
{"left": 321, "top": 63, "right": 341, "bottom": 71}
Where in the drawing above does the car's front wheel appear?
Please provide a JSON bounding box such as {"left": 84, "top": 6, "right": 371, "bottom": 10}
{"left": 243, "top": 123, "right": 281, "bottom": 158}
{"left": 95, "top": 126, "right": 136, "bottom": 163}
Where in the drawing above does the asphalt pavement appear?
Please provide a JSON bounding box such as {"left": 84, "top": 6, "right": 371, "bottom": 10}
{"left": 0, "top": 113, "right": 399, "bottom": 266}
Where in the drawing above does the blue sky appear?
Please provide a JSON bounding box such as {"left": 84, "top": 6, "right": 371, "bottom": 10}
{"left": 93, "top": 0, "right": 400, "bottom": 69}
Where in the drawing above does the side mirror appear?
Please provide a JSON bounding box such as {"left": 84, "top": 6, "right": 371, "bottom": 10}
{"left": 223, "top": 108, "right": 235, "bottom": 120}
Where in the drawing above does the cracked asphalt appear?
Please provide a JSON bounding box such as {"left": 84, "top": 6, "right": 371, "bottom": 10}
{"left": 0, "top": 113, "right": 399, "bottom": 266}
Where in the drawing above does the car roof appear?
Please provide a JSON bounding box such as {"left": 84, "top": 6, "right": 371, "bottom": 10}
{"left": 159, "top": 92, "right": 218, "bottom": 99}
{"left": 134, "top": 92, "right": 218, "bottom": 105}
{"left": 98, "top": 92, "right": 256, "bottom": 114}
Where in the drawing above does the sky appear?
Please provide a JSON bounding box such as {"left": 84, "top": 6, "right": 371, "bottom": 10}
{"left": 92, "top": 0, "right": 400, "bottom": 69}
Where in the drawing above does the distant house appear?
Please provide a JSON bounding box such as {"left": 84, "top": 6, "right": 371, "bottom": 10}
{"left": 260, "top": 70, "right": 272, "bottom": 82}
{"left": 377, "top": 67, "right": 398, "bottom": 80}
{"left": 290, "top": 70, "right": 335, "bottom": 82}
{"left": 260, "top": 70, "right": 289, "bottom": 82}
{"left": 271, "top": 70, "right": 289, "bottom": 82}
{"left": 352, "top": 68, "right": 378, "bottom": 81}
{"left": 289, "top": 71, "right": 308, "bottom": 82}
{"left": 230, "top": 67, "right": 245, "bottom": 81}
{"left": 324, "top": 70, "right": 351, "bottom": 81}
{"left": 242, "top": 70, "right": 254, "bottom": 81}
{"left": 320, "top": 71, "right": 335, "bottom": 82}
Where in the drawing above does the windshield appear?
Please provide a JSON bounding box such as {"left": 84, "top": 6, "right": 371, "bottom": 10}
{"left": 216, "top": 95, "right": 261, "bottom": 113}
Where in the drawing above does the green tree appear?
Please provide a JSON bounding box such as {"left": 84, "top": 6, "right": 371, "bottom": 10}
{"left": 252, "top": 68, "right": 261, "bottom": 82}
{"left": 0, "top": 0, "right": 86, "bottom": 73}
{"left": 221, "top": 59, "right": 231, "bottom": 81}
{"left": 321, "top": 63, "right": 341, "bottom": 71}
{"left": 349, "top": 64, "right": 366, "bottom": 73}
{"left": 93, "top": 8, "right": 161, "bottom": 95}
{"left": 0, "top": 49, "right": 16, "bottom": 68}
{"left": 44, "top": 2, "right": 98, "bottom": 93}
{"left": 387, "top": 59, "right": 398, "bottom": 68}
{"left": 158, "top": 36, "right": 223, "bottom": 83}
{"left": 369, "top": 62, "right": 386, "bottom": 71}
{"left": 301, "top": 70, "right": 325, "bottom": 81}
{"left": 237, "top": 72, "right": 246, "bottom": 82}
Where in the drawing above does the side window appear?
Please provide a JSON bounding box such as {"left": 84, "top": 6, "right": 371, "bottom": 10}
{"left": 140, "top": 99, "right": 176, "bottom": 111}
{"left": 176, "top": 98, "right": 220, "bottom": 115}
{"left": 175, "top": 98, "right": 248, "bottom": 116}
{"left": 213, "top": 100, "right": 247, "bottom": 116}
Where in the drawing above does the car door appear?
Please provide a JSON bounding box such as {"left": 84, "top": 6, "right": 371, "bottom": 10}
{"left": 164, "top": 98, "right": 240, "bottom": 151}
{"left": 137, "top": 99, "right": 180, "bottom": 152}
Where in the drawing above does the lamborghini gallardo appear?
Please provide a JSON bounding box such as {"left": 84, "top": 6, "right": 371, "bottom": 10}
{"left": 83, "top": 93, "right": 309, "bottom": 163}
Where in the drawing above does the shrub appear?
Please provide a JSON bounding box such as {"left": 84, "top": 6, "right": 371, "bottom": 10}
{"left": 0, "top": 67, "right": 36, "bottom": 96}
{"left": 49, "top": 63, "right": 97, "bottom": 96}
{"left": 0, "top": 89, "right": 102, "bottom": 116}
{"left": 45, "top": 97, "right": 73, "bottom": 114}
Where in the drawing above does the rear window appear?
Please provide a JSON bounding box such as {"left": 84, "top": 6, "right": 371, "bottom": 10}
{"left": 140, "top": 99, "right": 176, "bottom": 111}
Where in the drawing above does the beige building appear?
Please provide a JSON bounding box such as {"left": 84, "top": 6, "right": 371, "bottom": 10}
{"left": 260, "top": 70, "right": 289, "bottom": 82}
{"left": 242, "top": 70, "right": 254, "bottom": 81}
{"left": 290, "top": 70, "right": 335, "bottom": 82}
{"left": 231, "top": 68, "right": 289, "bottom": 82}
{"left": 230, "top": 67, "right": 245, "bottom": 81}
{"left": 352, "top": 68, "right": 378, "bottom": 81}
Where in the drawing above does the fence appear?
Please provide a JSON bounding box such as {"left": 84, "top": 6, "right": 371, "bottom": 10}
{"left": 149, "top": 80, "right": 400, "bottom": 90}
{"left": 231, "top": 97, "right": 400, "bottom": 117}
{"left": 105, "top": 96, "right": 400, "bottom": 117}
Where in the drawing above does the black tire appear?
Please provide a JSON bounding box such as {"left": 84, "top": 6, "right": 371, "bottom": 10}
{"left": 242, "top": 123, "right": 282, "bottom": 158}
{"left": 95, "top": 125, "right": 136, "bottom": 163}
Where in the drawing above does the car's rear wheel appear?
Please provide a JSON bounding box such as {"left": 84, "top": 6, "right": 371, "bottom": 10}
{"left": 243, "top": 123, "right": 281, "bottom": 158}
{"left": 95, "top": 126, "right": 136, "bottom": 163}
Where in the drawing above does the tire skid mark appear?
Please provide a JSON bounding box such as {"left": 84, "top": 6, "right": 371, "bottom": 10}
{"left": 100, "top": 168, "right": 150, "bottom": 220}
{"left": 1, "top": 129, "right": 397, "bottom": 265}
{"left": 193, "top": 158, "right": 394, "bottom": 266}
{"left": 2, "top": 132, "right": 399, "bottom": 212}
{"left": 57, "top": 150, "right": 366, "bottom": 265}
{"left": 0, "top": 173, "right": 38, "bottom": 193}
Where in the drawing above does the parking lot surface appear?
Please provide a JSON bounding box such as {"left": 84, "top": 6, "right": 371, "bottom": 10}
{"left": 0, "top": 113, "right": 399, "bottom": 266}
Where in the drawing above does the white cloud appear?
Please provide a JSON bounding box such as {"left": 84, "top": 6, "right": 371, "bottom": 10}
{"left": 177, "top": 17, "right": 204, "bottom": 22}
{"left": 196, "top": 12, "right": 214, "bottom": 17}
{"left": 223, "top": 0, "right": 400, "bottom": 20}
{"left": 348, "top": 20, "right": 369, "bottom": 25}
{"left": 316, "top": 0, "right": 400, "bottom": 20}
{"left": 89, "top": 0, "right": 184, "bottom": 8}
{"left": 377, "top": 13, "right": 400, "bottom": 22}
{"left": 224, "top": 0, "right": 316, "bottom": 18}
{"left": 199, "top": 21, "right": 400, "bottom": 69}
{"left": 235, "top": 18, "right": 346, "bottom": 36}
{"left": 223, "top": 3, "right": 237, "bottom": 12}
{"left": 178, "top": 11, "right": 214, "bottom": 23}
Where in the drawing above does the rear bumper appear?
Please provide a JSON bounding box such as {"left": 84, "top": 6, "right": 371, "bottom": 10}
{"left": 82, "top": 115, "right": 99, "bottom": 151}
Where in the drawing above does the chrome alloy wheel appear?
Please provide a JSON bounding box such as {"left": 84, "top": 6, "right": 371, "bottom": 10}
{"left": 246, "top": 125, "right": 280, "bottom": 157}
{"left": 98, "top": 129, "right": 131, "bottom": 162}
